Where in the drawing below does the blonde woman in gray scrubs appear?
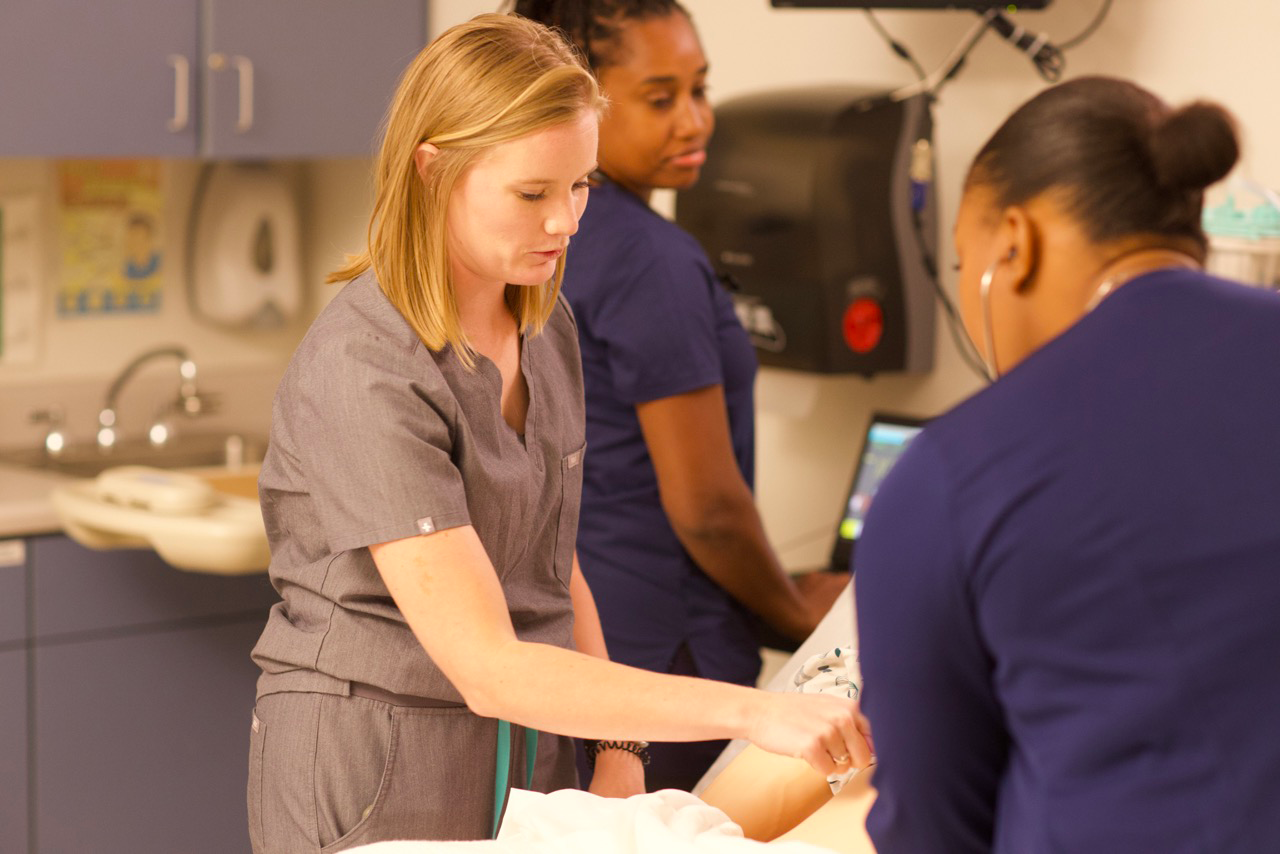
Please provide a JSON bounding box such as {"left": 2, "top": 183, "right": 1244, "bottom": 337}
{"left": 246, "top": 14, "right": 869, "bottom": 852}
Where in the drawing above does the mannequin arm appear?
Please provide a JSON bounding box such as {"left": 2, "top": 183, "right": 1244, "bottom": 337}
{"left": 699, "top": 743, "right": 834, "bottom": 841}
{"left": 773, "top": 765, "right": 877, "bottom": 853}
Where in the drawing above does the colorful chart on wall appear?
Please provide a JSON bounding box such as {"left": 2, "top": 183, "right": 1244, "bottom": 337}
{"left": 58, "top": 160, "right": 163, "bottom": 315}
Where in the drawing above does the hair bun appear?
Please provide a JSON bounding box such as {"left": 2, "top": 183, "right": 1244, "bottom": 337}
{"left": 1149, "top": 101, "right": 1240, "bottom": 192}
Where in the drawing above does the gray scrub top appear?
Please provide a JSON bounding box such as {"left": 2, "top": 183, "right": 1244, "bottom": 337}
{"left": 251, "top": 271, "right": 585, "bottom": 703}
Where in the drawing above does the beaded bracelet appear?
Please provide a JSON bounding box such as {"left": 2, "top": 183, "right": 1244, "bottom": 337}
{"left": 585, "top": 739, "right": 651, "bottom": 769}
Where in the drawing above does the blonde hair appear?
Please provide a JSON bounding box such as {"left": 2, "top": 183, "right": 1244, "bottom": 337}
{"left": 328, "top": 13, "right": 603, "bottom": 363}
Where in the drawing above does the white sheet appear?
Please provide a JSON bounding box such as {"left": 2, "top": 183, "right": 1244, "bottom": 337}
{"left": 347, "top": 788, "right": 834, "bottom": 853}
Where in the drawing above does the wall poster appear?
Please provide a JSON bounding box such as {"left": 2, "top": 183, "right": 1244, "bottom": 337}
{"left": 58, "top": 160, "right": 163, "bottom": 315}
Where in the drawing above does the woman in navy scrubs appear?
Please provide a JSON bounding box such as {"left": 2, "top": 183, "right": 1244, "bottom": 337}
{"left": 856, "top": 76, "right": 1280, "bottom": 851}
{"left": 515, "top": 0, "right": 848, "bottom": 791}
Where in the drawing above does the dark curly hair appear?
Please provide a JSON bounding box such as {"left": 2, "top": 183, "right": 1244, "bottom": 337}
{"left": 510, "top": 0, "right": 690, "bottom": 72}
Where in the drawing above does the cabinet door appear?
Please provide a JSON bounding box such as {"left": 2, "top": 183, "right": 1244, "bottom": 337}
{"left": 0, "top": 0, "right": 199, "bottom": 156}
{"left": 35, "top": 619, "right": 264, "bottom": 854}
{"left": 203, "top": 0, "right": 426, "bottom": 157}
{"left": 0, "top": 650, "right": 28, "bottom": 854}
{"left": 0, "top": 541, "right": 26, "bottom": 644}
{"left": 0, "top": 545, "right": 28, "bottom": 854}
{"left": 30, "top": 534, "right": 278, "bottom": 639}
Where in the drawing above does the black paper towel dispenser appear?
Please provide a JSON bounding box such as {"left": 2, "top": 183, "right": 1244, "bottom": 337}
{"left": 676, "top": 86, "right": 937, "bottom": 376}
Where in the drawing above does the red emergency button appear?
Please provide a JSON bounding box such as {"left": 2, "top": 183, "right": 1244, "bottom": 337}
{"left": 843, "top": 298, "right": 883, "bottom": 353}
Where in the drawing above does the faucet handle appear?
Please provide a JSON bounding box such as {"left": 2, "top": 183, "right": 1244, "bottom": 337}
{"left": 181, "top": 390, "right": 220, "bottom": 417}
{"left": 29, "top": 407, "right": 67, "bottom": 456}
{"left": 29, "top": 406, "right": 65, "bottom": 427}
{"left": 161, "top": 389, "right": 221, "bottom": 419}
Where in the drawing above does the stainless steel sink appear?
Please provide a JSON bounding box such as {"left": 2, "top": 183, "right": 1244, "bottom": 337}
{"left": 0, "top": 432, "right": 267, "bottom": 479}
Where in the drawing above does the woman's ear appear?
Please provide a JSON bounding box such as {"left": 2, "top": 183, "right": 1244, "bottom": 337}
{"left": 413, "top": 142, "right": 441, "bottom": 182}
{"left": 1000, "top": 206, "right": 1039, "bottom": 293}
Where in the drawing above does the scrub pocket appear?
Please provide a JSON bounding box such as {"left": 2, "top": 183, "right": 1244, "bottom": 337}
{"left": 251, "top": 692, "right": 394, "bottom": 854}
{"left": 255, "top": 692, "right": 578, "bottom": 850}
{"left": 552, "top": 444, "right": 586, "bottom": 587}
{"left": 314, "top": 695, "right": 395, "bottom": 850}
{"left": 324, "top": 705, "right": 504, "bottom": 847}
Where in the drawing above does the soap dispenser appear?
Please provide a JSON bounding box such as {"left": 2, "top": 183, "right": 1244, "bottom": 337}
{"left": 188, "top": 163, "right": 303, "bottom": 328}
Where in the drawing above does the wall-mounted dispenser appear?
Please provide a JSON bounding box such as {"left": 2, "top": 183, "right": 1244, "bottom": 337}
{"left": 189, "top": 163, "right": 303, "bottom": 329}
{"left": 676, "top": 86, "right": 937, "bottom": 376}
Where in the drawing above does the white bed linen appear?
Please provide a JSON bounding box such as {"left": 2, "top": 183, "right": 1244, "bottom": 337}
{"left": 347, "top": 788, "right": 833, "bottom": 853}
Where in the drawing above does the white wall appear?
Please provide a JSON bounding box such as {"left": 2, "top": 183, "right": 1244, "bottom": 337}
{"left": 4, "top": 0, "right": 1276, "bottom": 563}
{"left": 0, "top": 158, "right": 375, "bottom": 448}
{"left": 430, "top": 0, "right": 1280, "bottom": 567}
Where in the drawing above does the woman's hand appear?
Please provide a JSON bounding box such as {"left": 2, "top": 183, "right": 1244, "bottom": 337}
{"left": 587, "top": 749, "right": 646, "bottom": 798}
{"left": 746, "top": 693, "right": 873, "bottom": 778}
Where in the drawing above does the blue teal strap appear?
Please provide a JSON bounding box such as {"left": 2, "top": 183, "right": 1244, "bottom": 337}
{"left": 524, "top": 727, "right": 539, "bottom": 789}
{"left": 492, "top": 720, "right": 512, "bottom": 839}
{"left": 492, "top": 721, "right": 540, "bottom": 839}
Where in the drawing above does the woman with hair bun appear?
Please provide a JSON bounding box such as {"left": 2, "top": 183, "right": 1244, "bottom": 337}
{"left": 854, "top": 75, "right": 1280, "bottom": 851}
{"left": 248, "top": 13, "right": 868, "bottom": 852}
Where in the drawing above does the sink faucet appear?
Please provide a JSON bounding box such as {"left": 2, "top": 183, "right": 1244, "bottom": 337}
{"left": 97, "top": 346, "right": 213, "bottom": 449}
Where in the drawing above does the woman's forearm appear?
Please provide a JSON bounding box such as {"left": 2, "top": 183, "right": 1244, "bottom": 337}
{"left": 635, "top": 386, "right": 821, "bottom": 640}
{"left": 469, "top": 637, "right": 868, "bottom": 781}
{"left": 667, "top": 489, "right": 817, "bottom": 640}
{"left": 468, "top": 638, "right": 755, "bottom": 740}
{"left": 371, "top": 526, "right": 868, "bottom": 776}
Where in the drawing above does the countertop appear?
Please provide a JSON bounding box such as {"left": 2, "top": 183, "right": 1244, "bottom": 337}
{"left": 0, "top": 463, "right": 73, "bottom": 538}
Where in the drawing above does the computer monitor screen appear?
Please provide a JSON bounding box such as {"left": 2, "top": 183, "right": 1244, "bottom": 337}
{"left": 833, "top": 414, "right": 925, "bottom": 569}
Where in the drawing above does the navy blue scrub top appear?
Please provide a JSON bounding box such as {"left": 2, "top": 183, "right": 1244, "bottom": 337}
{"left": 563, "top": 178, "right": 761, "bottom": 685}
{"left": 855, "top": 270, "right": 1280, "bottom": 852}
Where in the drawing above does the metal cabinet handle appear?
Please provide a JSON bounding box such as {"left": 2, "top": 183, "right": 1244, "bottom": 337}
{"left": 167, "top": 54, "right": 190, "bottom": 132}
{"left": 207, "top": 52, "right": 255, "bottom": 134}
{"left": 232, "top": 55, "right": 254, "bottom": 133}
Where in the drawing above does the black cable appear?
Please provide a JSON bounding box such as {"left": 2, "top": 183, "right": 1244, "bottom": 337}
{"left": 925, "top": 15, "right": 996, "bottom": 97}
{"left": 984, "top": 9, "right": 1064, "bottom": 82}
{"left": 858, "top": 13, "right": 992, "bottom": 378}
{"left": 855, "top": 11, "right": 1045, "bottom": 381}
{"left": 910, "top": 209, "right": 993, "bottom": 382}
{"left": 1031, "top": 44, "right": 1065, "bottom": 82}
{"left": 1058, "top": 0, "right": 1114, "bottom": 51}
{"left": 864, "top": 10, "right": 928, "bottom": 84}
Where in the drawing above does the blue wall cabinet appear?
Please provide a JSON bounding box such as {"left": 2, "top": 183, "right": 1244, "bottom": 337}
{"left": 0, "top": 545, "right": 28, "bottom": 854}
{"left": 203, "top": 0, "right": 425, "bottom": 158}
{"left": 35, "top": 621, "right": 268, "bottom": 853}
{"left": 0, "top": 0, "right": 200, "bottom": 157}
{"left": 15, "top": 534, "right": 279, "bottom": 853}
{"left": 0, "top": 650, "right": 28, "bottom": 854}
{"left": 0, "top": 0, "right": 426, "bottom": 157}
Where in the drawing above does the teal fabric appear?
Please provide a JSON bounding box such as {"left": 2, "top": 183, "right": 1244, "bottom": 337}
{"left": 492, "top": 721, "right": 539, "bottom": 838}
